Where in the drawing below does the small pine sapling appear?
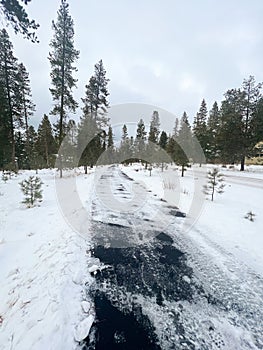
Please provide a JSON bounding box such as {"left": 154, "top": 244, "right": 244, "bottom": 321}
{"left": 20, "top": 176, "right": 43, "bottom": 207}
{"left": 203, "top": 168, "right": 225, "bottom": 201}
{"left": 148, "top": 165, "right": 153, "bottom": 176}
{"left": 244, "top": 211, "right": 256, "bottom": 222}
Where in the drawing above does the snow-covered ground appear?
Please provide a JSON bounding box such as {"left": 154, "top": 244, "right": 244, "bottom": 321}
{"left": 1, "top": 163, "right": 263, "bottom": 349}
{"left": 0, "top": 169, "right": 95, "bottom": 350}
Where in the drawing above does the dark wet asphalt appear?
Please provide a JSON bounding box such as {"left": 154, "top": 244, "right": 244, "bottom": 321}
{"left": 83, "top": 166, "right": 263, "bottom": 350}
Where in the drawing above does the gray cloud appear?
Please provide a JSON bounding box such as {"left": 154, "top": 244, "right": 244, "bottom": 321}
{"left": 5, "top": 0, "right": 263, "bottom": 131}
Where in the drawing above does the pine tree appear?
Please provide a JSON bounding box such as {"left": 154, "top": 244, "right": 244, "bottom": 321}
{"left": 49, "top": 0, "right": 79, "bottom": 177}
{"left": 166, "top": 135, "right": 177, "bottom": 163}
{"left": 218, "top": 88, "right": 246, "bottom": 164}
{"left": 148, "top": 110, "right": 160, "bottom": 144}
{"left": 207, "top": 101, "right": 220, "bottom": 162}
{"left": 82, "top": 59, "right": 110, "bottom": 128}
{"left": 15, "top": 131, "right": 26, "bottom": 169}
{"left": 193, "top": 99, "right": 208, "bottom": 164}
{"left": 17, "top": 62, "right": 35, "bottom": 155}
{"left": 240, "top": 76, "right": 262, "bottom": 170}
{"left": 77, "top": 114, "right": 100, "bottom": 173}
{"left": 104, "top": 125, "right": 114, "bottom": 164}
{"left": 166, "top": 112, "right": 192, "bottom": 176}
{"left": 0, "top": 81, "right": 11, "bottom": 168}
{"left": 168, "top": 119, "right": 179, "bottom": 163}
{"left": 135, "top": 118, "right": 147, "bottom": 161}
{"left": 218, "top": 78, "right": 262, "bottom": 169}
{"left": 176, "top": 112, "right": 192, "bottom": 177}
{"left": 251, "top": 97, "right": 263, "bottom": 144}
{"left": 0, "top": 0, "right": 39, "bottom": 42}
{"left": 0, "top": 29, "right": 22, "bottom": 169}
{"left": 36, "top": 115, "right": 57, "bottom": 167}
{"left": 79, "top": 60, "right": 110, "bottom": 170}
{"left": 67, "top": 119, "right": 77, "bottom": 145}
{"left": 203, "top": 168, "right": 225, "bottom": 201}
{"left": 173, "top": 118, "right": 179, "bottom": 137}
{"left": 158, "top": 131, "right": 168, "bottom": 171}
{"left": 107, "top": 126, "right": 114, "bottom": 148}
{"left": 20, "top": 176, "right": 43, "bottom": 207}
{"left": 28, "top": 125, "right": 45, "bottom": 171}
{"left": 119, "top": 124, "right": 132, "bottom": 164}
{"left": 159, "top": 131, "right": 168, "bottom": 150}
{"left": 122, "top": 124, "right": 128, "bottom": 141}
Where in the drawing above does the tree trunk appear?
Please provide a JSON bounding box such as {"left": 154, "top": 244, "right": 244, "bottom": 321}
{"left": 240, "top": 155, "right": 245, "bottom": 171}
{"left": 211, "top": 177, "right": 215, "bottom": 201}
{"left": 23, "top": 95, "right": 31, "bottom": 169}
{"left": 45, "top": 138, "right": 49, "bottom": 168}
{"left": 58, "top": 13, "right": 67, "bottom": 179}
{"left": 4, "top": 53, "right": 16, "bottom": 169}
{"left": 84, "top": 164, "right": 87, "bottom": 174}
{"left": 58, "top": 153, "right": 62, "bottom": 178}
{"left": 181, "top": 165, "right": 185, "bottom": 177}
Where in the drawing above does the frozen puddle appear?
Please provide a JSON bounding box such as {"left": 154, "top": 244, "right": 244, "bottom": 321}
{"left": 84, "top": 166, "right": 263, "bottom": 349}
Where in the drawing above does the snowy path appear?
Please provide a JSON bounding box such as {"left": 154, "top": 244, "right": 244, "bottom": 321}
{"left": 86, "top": 165, "right": 263, "bottom": 349}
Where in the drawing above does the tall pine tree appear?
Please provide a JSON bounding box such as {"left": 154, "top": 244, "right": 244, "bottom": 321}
{"left": 135, "top": 118, "right": 147, "bottom": 159}
{"left": 82, "top": 59, "right": 110, "bottom": 128}
{"left": 36, "top": 115, "right": 57, "bottom": 168}
{"left": 251, "top": 97, "right": 263, "bottom": 145}
{"left": 193, "top": 98, "right": 208, "bottom": 164}
{"left": 77, "top": 114, "right": 100, "bottom": 173}
{"left": 218, "top": 88, "right": 245, "bottom": 164}
{"left": 176, "top": 112, "right": 192, "bottom": 176}
{"left": 207, "top": 101, "right": 220, "bottom": 162}
{"left": 78, "top": 60, "right": 110, "bottom": 170}
{"left": 240, "top": 76, "right": 262, "bottom": 170}
{"left": 17, "top": 62, "right": 35, "bottom": 157}
{"left": 159, "top": 131, "right": 168, "bottom": 150}
{"left": 0, "top": 29, "right": 22, "bottom": 169}
{"left": 148, "top": 110, "right": 160, "bottom": 144}
{"left": 49, "top": 0, "right": 79, "bottom": 177}
{"left": 119, "top": 124, "right": 132, "bottom": 163}
{"left": 0, "top": 76, "right": 11, "bottom": 167}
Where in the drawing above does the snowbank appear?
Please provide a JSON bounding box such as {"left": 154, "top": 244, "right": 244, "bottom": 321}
{"left": 0, "top": 168, "right": 95, "bottom": 350}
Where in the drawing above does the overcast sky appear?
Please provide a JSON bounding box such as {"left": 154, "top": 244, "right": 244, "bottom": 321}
{"left": 5, "top": 0, "right": 263, "bottom": 133}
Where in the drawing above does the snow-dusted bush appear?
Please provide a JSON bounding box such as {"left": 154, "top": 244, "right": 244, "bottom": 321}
{"left": 19, "top": 176, "right": 43, "bottom": 208}
{"left": 203, "top": 168, "right": 225, "bottom": 201}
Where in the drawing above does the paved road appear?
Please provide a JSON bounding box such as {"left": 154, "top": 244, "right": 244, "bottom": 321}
{"left": 193, "top": 166, "right": 263, "bottom": 189}
{"left": 85, "top": 166, "right": 263, "bottom": 350}
{"left": 224, "top": 173, "right": 263, "bottom": 189}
